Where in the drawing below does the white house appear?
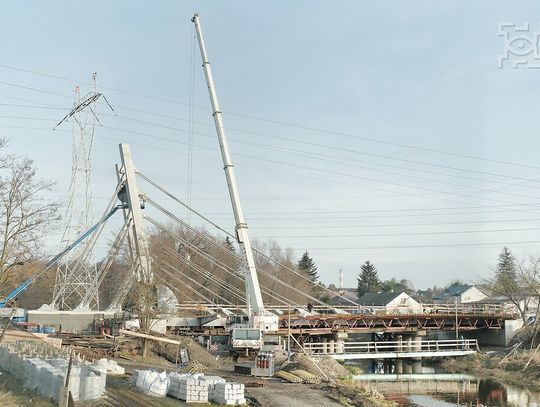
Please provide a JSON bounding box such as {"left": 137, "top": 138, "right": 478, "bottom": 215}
{"left": 357, "top": 292, "right": 422, "bottom": 314}
{"left": 433, "top": 284, "right": 486, "bottom": 304}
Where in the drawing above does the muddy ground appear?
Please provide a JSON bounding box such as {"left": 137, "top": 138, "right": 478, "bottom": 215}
{"left": 0, "top": 330, "right": 392, "bottom": 406}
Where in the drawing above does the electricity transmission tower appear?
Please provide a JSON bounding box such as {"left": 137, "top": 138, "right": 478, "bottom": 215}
{"left": 52, "top": 74, "right": 107, "bottom": 310}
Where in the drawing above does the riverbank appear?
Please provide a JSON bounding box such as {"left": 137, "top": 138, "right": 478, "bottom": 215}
{"left": 326, "top": 378, "right": 396, "bottom": 407}
{"left": 253, "top": 354, "right": 396, "bottom": 407}
{"left": 441, "top": 350, "right": 540, "bottom": 391}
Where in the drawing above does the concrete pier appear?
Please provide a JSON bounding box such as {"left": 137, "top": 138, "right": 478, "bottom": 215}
{"left": 395, "top": 359, "right": 403, "bottom": 374}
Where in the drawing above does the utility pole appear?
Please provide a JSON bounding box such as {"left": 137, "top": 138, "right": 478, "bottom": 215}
{"left": 192, "top": 14, "right": 277, "bottom": 331}
{"left": 454, "top": 295, "right": 459, "bottom": 341}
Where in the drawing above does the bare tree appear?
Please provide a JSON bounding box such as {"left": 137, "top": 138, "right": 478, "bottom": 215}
{"left": 0, "top": 146, "right": 58, "bottom": 290}
{"left": 516, "top": 255, "right": 540, "bottom": 327}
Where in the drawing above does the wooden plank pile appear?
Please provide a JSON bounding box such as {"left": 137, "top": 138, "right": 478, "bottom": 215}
{"left": 275, "top": 369, "right": 322, "bottom": 384}
{"left": 291, "top": 369, "right": 322, "bottom": 384}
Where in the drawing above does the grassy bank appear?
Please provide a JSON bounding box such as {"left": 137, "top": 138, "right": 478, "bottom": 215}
{"left": 442, "top": 351, "right": 540, "bottom": 391}
{"left": 322, "top": 380, "right": 395, "bottom": 407}
{"left": 321, "top": 365, "right": 396, "bottom": 407}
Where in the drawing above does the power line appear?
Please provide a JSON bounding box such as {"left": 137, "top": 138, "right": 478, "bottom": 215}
{"left": 95, "top": 106, "right": 540, "bottom": 186}
{"left": 5, "top": 119, "right": 540, "bottom": 209}
{"left": 284, "top": 240, "right": 540, "bottom": 251}
{"left": 0, "top": 80, "right": 72, "bottom": 100}
{"left": 255, "top": 217, "right": 540, "bottom": 230}
{"left": 0, "top": 103, "right": 68, "bottom": 111}
{"left": 257, "top": 226, "right": 540, "bottom": 239}
{"left": 1, "top": 63, "right": 539, "bottom": 171}
{"left": 4, "top": 87, "right": 540, "bottom": 196}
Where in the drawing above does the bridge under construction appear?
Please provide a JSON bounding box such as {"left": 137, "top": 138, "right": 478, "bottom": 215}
{"left": 0, "top": 14, "right": 522, "bottom": 383}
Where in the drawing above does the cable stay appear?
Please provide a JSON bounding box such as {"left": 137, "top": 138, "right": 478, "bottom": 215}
{"left": 146, "top": 215, "right": 326, "bottom": 307}
{"left": 156, "top": 255, "right": 236, "bottom": 305}
{"left": 157, "top": 242, "right": 292, "bottom": 307}
{"left": 146, "top": 215, "right": 295, "bottom": 306}
{"left": 138, "top": 177, "right": 358, "bottom": 306}
{"left": 155, "top": 274, "right": 218, "bottom": 307}
{"left": 157, "top": 246, "right": 247, "bottom": 304}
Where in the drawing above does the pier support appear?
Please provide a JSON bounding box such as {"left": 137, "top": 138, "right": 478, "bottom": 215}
{"left": 412, "top": 358, "right": 422, "bottom": 373}
{"left": 411, "top": 335, "right": 423, "bottom": 373}
{"left": 395, "top": 359, "right": 403, "bottom": 374}
{"left": 404, "top": 359, "right": 412, "bottom": 374}
{"left": 334, "top": 332, "right": 347, "bottom": 354}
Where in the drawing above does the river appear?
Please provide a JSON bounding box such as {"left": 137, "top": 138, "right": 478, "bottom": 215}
{"left": 352, "top": 370, "right": 540, "bottom": 406}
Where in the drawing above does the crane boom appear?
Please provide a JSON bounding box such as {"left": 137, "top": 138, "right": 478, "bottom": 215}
{"left": 192, "top": 14, "right": 277, "bottom": 331}
{"left": 0, "top": 204, "right": 125, "bottom": 309}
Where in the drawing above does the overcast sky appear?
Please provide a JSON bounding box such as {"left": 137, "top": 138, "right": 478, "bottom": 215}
{"left": 2, "top": 1, "right": 540, "bottom": 290}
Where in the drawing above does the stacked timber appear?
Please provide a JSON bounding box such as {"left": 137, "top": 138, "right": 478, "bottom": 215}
{"left": 291, "top": 369, "right": 322, "bottom": 384}
{"left": 275, "top": 370, "right": 303, "bottom": 383}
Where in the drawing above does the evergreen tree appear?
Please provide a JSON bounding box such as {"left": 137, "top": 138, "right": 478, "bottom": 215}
{"left": 495, "top": 246, "right": 518, "bottom": 292}
{"left": 224, "top": 236, "right": 236, "bottom": 253}
{"left": 488, "top": 246, "right": 529, "bottom": 323}
{"left": 357, "top": 261, "right": 380, "bottom": 297}
{"left": 297, "top": 251, "right": 319, "bottom": 283}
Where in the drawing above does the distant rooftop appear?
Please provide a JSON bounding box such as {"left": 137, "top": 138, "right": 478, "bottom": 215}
{"left": 330, "top": 290, "right": 358, "bottom": 305}
{"left": 433, "top": 284, "right": 473, "bottom": 300}
{"left": 357, "top": 292, "right": 404, "bottom": 306}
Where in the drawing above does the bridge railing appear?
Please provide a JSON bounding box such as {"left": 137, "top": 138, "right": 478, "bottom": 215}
{"left": 174, "top": 302, "right": 511, "bottom": 317}
{"left": 303, "top": 339, "right": 479, "bottom": 354}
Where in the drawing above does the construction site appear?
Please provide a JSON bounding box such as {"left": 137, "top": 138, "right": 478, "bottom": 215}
{"left": 2, "top": 4, "right": 540, "bottom": 407}
{"left": 0, "top": 13, "right": 411, "bottom": 407}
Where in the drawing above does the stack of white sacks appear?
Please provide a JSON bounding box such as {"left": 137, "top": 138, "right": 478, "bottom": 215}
{"left": 0, "top": 341, "right": 107, "bottom": 403}
{"left": 135, "top": 369, "right": 170, "bottom": 397}
{"left": 134, "top": 370, "right": 246, "bottom": 405}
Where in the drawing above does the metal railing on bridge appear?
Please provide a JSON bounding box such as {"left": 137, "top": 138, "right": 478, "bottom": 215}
{"left": 303, "top": 338, "right": 479, "bottom": 357}
{"left": 174, "top": 302, "right": 510, "bottom": 317}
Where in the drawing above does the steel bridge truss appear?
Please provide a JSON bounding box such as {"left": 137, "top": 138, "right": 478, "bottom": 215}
{"left": 280, "top": 313, "right": 507, "bottom": 335}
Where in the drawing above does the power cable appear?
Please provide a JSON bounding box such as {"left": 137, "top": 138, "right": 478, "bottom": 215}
{"left": 1, "top": 63, "right": 538, "bottom": 171}
{"left": 257, "top": 226, "right": 540, "bottom": 239}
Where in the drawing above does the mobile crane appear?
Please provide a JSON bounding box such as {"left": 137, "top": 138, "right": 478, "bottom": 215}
{"left": 192, "top": 15, "right": 279, "bottom": 355}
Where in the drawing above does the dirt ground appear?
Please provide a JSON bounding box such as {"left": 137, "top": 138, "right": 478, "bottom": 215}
{"left": 245, "top": 382, "right": 343, "bottom": 407}
{"left": 0, "top": 330, "right": 390, "bottom": 406}
{"left": 210, "top": 366, "right": 344, "bottom": 407}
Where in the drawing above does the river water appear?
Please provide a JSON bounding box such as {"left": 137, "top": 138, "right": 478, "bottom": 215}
{"left": 353, "top": 371, "right": 540, "bottom": 406}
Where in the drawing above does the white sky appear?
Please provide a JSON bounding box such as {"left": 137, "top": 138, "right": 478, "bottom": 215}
{"left": 2, "top": 1, "right": 540, "bottom": 290}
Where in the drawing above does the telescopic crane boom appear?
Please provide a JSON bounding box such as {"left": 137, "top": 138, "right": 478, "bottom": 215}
{"left": 192, "top": 14, "right": 278, "bottom": 331}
